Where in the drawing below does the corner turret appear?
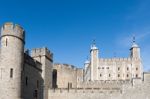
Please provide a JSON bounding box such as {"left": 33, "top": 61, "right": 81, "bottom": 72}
{"left": 1, "top": 22, "right": 25, "bottom": 43}
{"left": 84, "top": 58, "right": 90, "bottom": 71}
{"left": 90, "top": 40, "right": 99, "bottom": 81}
{"left": 0, "top": 22, "right": 25, "bottom": 99}
{"left": 130, "top": 36, "right": 143, "bottom": 79}
{"left": 130, "top": 36, "right": 141, "bottom": 59}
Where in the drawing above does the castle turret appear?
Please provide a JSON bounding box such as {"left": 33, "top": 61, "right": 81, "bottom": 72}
{"left": 130, "top": 37, "right": 143, "bottom": 79}
{"left": 90, "top": 40, "right": 99, "bottom": 81}
{"left": 84, "top": 57, "right": 90, "bottom": 72}
{"left": 31, "top": 48, "right": 53, "bottom": 99}
{"left": 0, "top": 22, "right": 25, "bottom": 99}
{"left": 130, "top": 37, "right": 141, "bottom": 59}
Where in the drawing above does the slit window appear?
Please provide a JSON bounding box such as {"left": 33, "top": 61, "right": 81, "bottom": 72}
{"left": 6, "top": 38, "right": 8, "bottom": 46}
{"left": 10, "top": 68, "right": 13, "bottom": 78}
{"left": 26, "top": 77, "right": 28, "bottom": 86}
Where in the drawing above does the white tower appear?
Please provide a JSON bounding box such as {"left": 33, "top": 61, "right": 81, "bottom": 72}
{"left": 0, "top": 23, "right": 25, "bottom": 99}
{"left": 90, "top": 40, "right": 99, "bottom": 81}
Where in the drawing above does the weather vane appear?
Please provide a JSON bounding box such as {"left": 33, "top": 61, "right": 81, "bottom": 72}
{"left": 132, "top": 34, "right": 136, "bottom": 43}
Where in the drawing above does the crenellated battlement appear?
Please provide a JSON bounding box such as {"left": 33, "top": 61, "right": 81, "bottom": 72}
{"left": 1, "top": 22, "right": 25, "bottom": 42}
{"left": 99, "top": 58, "right": 131, "bottom": 62}
{"left": 24, "top": 53, "right": 42, "bottom": 71}
{"left": 54, "top": 63, "right": 78, "bottom": 70}
{"left": 31, "top": 47, "right": 53, "bottom": 62}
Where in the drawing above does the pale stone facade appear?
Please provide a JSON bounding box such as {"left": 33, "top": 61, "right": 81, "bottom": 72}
{"left": 0, "top": 23, "right": 53, "bottom": 99}
{"left": 52, "top": 63, "right": 83, "bottom": 89}
{"left": 0, "top": 22, "right": 150, "bottom": 99}
{"left": 84, "top": 41, "right": 143, "bottom": 81}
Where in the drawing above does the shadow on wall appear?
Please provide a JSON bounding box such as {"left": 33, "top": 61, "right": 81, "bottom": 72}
{"left": 21, "top": 53, "right": 44, "bottom": 99}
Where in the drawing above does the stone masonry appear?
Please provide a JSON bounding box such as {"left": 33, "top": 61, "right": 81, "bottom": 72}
{"left": 0, "top": 22, "right": 150, "bottom": 99}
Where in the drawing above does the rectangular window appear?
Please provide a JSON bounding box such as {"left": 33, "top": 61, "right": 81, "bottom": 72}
{"left": 10, "top": 68, "right": 13, "bottom": 78}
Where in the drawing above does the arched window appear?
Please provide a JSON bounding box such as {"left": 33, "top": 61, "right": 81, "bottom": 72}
{"left": 100, "top": 74, "right": 102, "bottom": 77}
{"left": 127, "top": 67, "right": 129, "bottom": 71}
{"left": 127, "top": 74, "right": 129, "bottom": 77}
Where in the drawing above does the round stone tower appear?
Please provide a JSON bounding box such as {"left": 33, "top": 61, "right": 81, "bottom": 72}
{"left": 0, "top": 22, "right": 25, "bottom": 99}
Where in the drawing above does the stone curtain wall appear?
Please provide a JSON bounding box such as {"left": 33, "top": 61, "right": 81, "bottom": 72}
{"left": 48, "top": 73, "right": 150, "bottom": 99}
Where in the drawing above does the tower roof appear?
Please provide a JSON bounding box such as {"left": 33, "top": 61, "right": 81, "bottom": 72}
{"left": 91, "top": 40, "right": 98, "bottom": 50}
{"left": 131, "top": 36, "right": 139, "bottom": 48}
{"left": 84, "top": 60, "right": 90, "bottom": 64}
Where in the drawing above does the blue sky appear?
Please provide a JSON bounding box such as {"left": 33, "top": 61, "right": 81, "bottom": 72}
{"left": 0, "top": 0, "right": 150, "bottom": 71}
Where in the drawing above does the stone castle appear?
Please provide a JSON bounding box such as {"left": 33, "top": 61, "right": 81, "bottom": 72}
{"left": 0, "top": 22, "right": 150, "bottom": 99}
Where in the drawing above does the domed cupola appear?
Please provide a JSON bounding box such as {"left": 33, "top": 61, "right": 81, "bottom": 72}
{"left": 131, "top": 36, "right": 139, "bottom": 48}
{"left": 130, "top": 36, "right": 141, "bottom": 59}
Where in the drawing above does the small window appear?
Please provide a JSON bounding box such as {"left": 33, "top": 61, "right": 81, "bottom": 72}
{"left": 5, "top": 38, "right": 8, "bottom": 46}
{"left": 10, "top": 68, "right": 13, "bottom": 78}
{"left": 26, "top": 77, "right": 28, "bottom": 86}
{"left": 136, "top": 74, "right": 138, "bottom": 78}
{"left": 118, "top": 67, "right": 120, "bottom": 71}
{"left": 118, "top": 74, "right": 120, "bottom": 77}
{"left": 127, "top": 74, "right": 129, "bottom": 77}
{"left": 136, "top": 68, "right": 138, "bottom": 71}
{"left": 109, "top": 74, "right": 111, "bottom": 77}
{"left": 127, "top": 67, "right": 129, "bottom": 71}
{"left": 100, "top": 74, "right": 102, "bottom": 77}
{"left": 102, "top": 67, "right": 104, "bottom": 69}
{"left": 107, "top": 67, "right": 109, "bottom": 69}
